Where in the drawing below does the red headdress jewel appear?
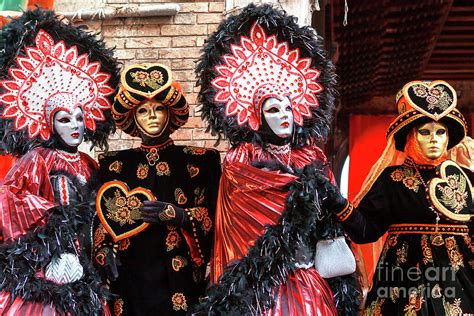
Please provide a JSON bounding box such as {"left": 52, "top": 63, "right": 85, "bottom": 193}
{"left": 0, "top": 29, "right": 115, "bottom": 140}
{"left": 211, "top": 22, "right": 323, "bottom": 130}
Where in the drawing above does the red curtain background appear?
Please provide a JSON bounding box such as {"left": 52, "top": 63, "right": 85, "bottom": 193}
{"left": 348, "top": 115, "right": 393, "bottom": 282}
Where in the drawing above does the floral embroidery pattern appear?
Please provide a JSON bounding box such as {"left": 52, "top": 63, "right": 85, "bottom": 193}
{"left": 172, "top": 256, "right": 188, "bottom": 272}
{"left": 395, "top": 241, "right": 409, "bottom": 266}
{"left": 136, "top": 163, "right": 149, "bottom": 179}
{"left": 109, "top": 160, "right": 123, "bottom": 173}
{"left": 443, "top": 298, "right": 464, "bottom": 316}
{"left": 131, "top": 70, "right": 164, "bottom": 89}
{"left": 391, "top": 167, "right": 421, "bottom": 192}
{"left": 445, "top": 237, "right": 464, "bottom": 271}
{"left": 437, "top": 174, "right": 468, "bottom": 214}
{"left": 174, "top": 188, "right": 188, "bottom": 205}
{"left": 187, "top": 164, "right": 200, "bottom": 178}
{"left": 94, "top": 225, "right": 106, "bottom": 246}
{"left": 431, "top": 284, "right": 442, "bottom": 299}
{"left": 156, "top": 161, "right": 170, "bottom": 176}
{"left": 412, "top": 84, "right": 453, "bottom": 111}
{"left": 194, "top": 187, "right": 205, "bottom": 205}
{"left": 420, "top": 235, "right": 433, "bottom": 264}
{"left": 404, "top": 286, "right": 425, "bottom": 315}
{"left": 183, "top": 146, "right": 207, "bottom": 155}
{"left": 364, "top": 299, "right": 385, "bottom": 316}
{"left": 380, "top": 234, "right": 398, "bottom": 262}
{"left": 171, "top": 293, "right": 188, "bottom": 311}
{"left": 189, "top": 207, "right": 212, "bottom": 234}
{"left": 390, "top": 287, "right": 399, "bottom": 303}
{"left": 166, "top": 227, "right": 181, "bottom": 251}
{"left": 114, "top": 298, "right": 124, "bottom": 316}
{"left": 104, "top": 190, "right": 143, "bottom": 226}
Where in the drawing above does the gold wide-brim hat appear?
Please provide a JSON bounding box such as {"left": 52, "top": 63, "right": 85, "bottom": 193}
{"left": 386, "top": 80, "right": 467, "bottom": 151}
{"left": 112, "top": 63, "right": 189, "bottom": 137}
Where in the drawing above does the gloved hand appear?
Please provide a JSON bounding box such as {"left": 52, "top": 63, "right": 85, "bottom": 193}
{"left": 141, "top": 201, "right": 191, "bottom": 230}
{"left": 314, "top": 173, "right": 348, "bottom": 213}
{"left": 95, "top": 247, "right": 121, "bottom": 282}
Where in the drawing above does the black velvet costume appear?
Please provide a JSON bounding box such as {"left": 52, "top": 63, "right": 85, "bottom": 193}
{"left": 92, "top": 63, "right": 221, "bottom": 315}
{"left": 341, "top": 158, "right": 474, "bottom": 315}
{"left": 94, "top": 141, "right": 220, "bottom": 315}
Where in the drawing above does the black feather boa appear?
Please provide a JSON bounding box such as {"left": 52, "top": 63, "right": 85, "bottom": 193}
{"left": 0, "top": 8, "right": 120, "bottom": 157}
{"left": 0, "top": 175, "right": 109, "bottom": 315}
{"left": 195, "top": 3, "right": 336, "bottom": 148}
{"left": 194, "top": 162, "right": 360, "bottom": 315}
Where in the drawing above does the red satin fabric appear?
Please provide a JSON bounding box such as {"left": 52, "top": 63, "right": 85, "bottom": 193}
{"left": 269, "top": 269, "right": 337, "bottom": 316}
{"left": 0, "top": 147, "right": 104, "bottom": 316}
{"left": 0, "top": 147, "right": 96, "bottom": 241}
{"left": 211, "top": 142, "right": 337, "bottom": 315}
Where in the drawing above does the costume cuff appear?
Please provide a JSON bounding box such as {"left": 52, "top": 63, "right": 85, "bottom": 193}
{"left": 335, "top": 201, "right": 354, "bottom": 222}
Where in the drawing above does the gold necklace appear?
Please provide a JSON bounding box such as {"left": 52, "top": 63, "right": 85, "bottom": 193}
{"left": 411, "top": 161, "right": 444, "bottom": 246}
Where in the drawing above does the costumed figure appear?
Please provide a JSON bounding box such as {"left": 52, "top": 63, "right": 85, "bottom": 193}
{"left": 0, "top": 9, "right": 119, "bottom": 315}
{"left": 194, "top": 4, "right": 360, "bottom": 315}
{"left": 318, "top": 80, "right": 474, "bottom": 315}
{"left": 93, "top": 63, "right": 221, "bottom": 315}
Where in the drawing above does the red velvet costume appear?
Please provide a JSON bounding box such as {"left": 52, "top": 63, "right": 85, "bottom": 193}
{"left": 212, "top": 143, "right": 337, "bottom": 315}
{"left": 195, "top": 4, "right": 360, "bottom": 315}
{"left": 0, "top": 149, "right": 101, "bottom": 315}
{"left": 0, "top": 9, "right": 119, "bottom": 315}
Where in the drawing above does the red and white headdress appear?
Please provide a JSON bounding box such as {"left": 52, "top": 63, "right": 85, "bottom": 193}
{"left": 211, "top": 22, "right": 323, "bottom": 131}
{"left": 0, "top": 29, "right": 114, "bottom": 141}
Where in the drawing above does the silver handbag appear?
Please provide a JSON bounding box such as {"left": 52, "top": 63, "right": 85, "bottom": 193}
{"left": 314, "top": 236, "right": 356, "bottom": 278}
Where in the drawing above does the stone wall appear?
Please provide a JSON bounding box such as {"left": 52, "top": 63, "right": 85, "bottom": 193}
{"left": 54, "top": 0, "right": 313, "bottom": 157}
{"left": 55, "top": 0, "right": 227, "bottom": 156}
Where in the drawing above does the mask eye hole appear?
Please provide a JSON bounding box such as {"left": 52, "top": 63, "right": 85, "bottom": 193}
{"left": 58, "top": 117, "right": 70, "bottom": 123}
{"left": 137, "top": 108, "right": 148, "bottom": 114}
{"left": 417, "top": 129, "right": 430, "bottom": 136}
{"left": 265, "top": 107, "right": 279, "bottom": 114}
{"left": 436, "top": 129, "right": 446, "bottom": 136}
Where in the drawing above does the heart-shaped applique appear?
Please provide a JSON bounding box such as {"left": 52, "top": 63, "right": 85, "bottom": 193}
{"left": 174, "top": 188, "right": 188, "bottom": 205}
{"left": 403, "top": 80, "right": 457, "bottom": 121}
{"left": 428, "top": 160, "right": 473, "bottom": 222}
{"left": 96, "top": 180, "right": 155, "bottom": 242}
{"left": 187, "top": 164, "right": 200, "bottom": 178}
{"left": 121, "top": 63, "right": 172, "bottom": 99}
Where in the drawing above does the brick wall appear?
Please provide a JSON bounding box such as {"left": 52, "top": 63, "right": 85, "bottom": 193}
{"left": 57, "top": 1, "right": 229, "bottom": 156}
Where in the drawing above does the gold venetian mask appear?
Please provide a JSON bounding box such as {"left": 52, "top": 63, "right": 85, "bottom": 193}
{"left": 134, "top": 99, "right": 169, "bottom": 137}
{"left": 415, "top": 122, "right": 449, "bottom": 160}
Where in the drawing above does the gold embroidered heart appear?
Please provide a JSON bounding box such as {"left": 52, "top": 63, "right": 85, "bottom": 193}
{"left": 174, "top": 188, "right": 188, "bottom": 205}
{"left": 96, "top": 180, "right": 155, "bottom": 242}
{"left": 428, "top": 160, "right": 473, "bottom": 222}
{"left": 158, "top": 204, "right": 176, "bottom": 221}
{"left": 121, "top": 63, "right": 172, "bottom": 99}
{"left": 403, "top": 81, "right": 457, "bottom": 120}
{"left": 187, "top": 164, "right": 200, "bottom": 178}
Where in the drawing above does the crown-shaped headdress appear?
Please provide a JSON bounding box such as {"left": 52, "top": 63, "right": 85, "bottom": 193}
{"left": 0, "top": 29, "right": 114, "bottom": 141}
{"left": 211, "top": 22, "right": 323, "bottom": 131}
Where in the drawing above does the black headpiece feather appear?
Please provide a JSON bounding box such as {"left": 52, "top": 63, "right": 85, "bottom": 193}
{"left": 195, "top": 3, "right": 336, "bottom": 147}
{"left": 0, "top": 8, "right": 120, "bottom": 157}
